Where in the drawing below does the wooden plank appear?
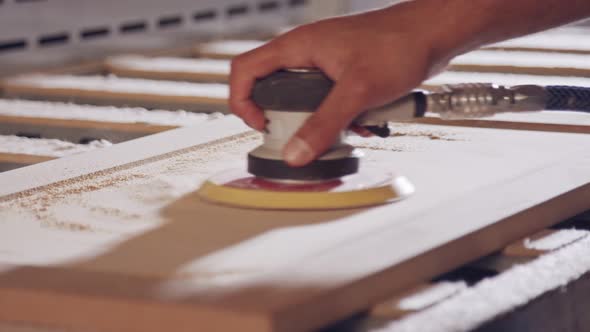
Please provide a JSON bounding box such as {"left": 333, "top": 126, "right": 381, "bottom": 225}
{"left": 0, "top": 117, "right": 588, "bottom": 331}
{"left": 485, "top": 29, "right": 590, "bottom": 54}
{"left": 503, "top": 229, "right": 589, "bottom": 258}
{"left": 0, "top": 134, "right": 111, "bottom": 172}
{"left": 102, "top": 51, "right": 590, "bottom": 133}
{"left": 415, "top": 111, "right": 590, "bottom": 135}
{"left": 0, "top": 99, "right": 218, "bottom": 143}
{"left": 107, "top": 49, "right": 590, "bottom": 86}
{"left": 194, "top": 40, "right": 265, "bottom": 59}
{"left": 0, "top": 135, "right": 111, "bottom": 160}
{"left": 1, "top": 75, "right": 229, "bottom": 113}
{"left": 370, "top": 281, "right": 466, "bottom": 320}
{"left": 0, "top": 152, "right": 54, "bottom": 172}
{"left": 357, "top": 234, "right": 590, "bottom": 332}
{"left": 423, "top": 70, "right": 590, "bottom": 89}
{"left": 449, "top": 50, "right": 590, "bottom": 76}
{"left": 0, "top": 115, "right": 171, "bottom": 144}
{"left": 363, "top": 227, "right": 590, "bottom": 330}
{"left": 105, "top": 56, "right": 230, "bottom": 83}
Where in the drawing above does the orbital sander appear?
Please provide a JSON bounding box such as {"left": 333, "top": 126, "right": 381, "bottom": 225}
{"left": 198, "top": 68, "right": 590, "bottom": 210}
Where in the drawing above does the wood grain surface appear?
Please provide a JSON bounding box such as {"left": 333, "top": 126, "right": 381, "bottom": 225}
{"left": 0, "top": 116, "right": 589, "bottom": 332}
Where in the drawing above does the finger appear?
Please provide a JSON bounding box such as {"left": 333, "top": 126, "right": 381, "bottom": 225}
{"left": 230, "top": 39, "right": 312, "bottom": 130}
{"left": 349, "top": 124, "right": 374, "bottom": 137}
{"left": 282, "top": 70, "right": 371, "bottom": 166}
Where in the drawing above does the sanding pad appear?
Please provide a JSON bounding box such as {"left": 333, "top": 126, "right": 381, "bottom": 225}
{"left": 197, "top": 169, "right": 415, "bottom": 210}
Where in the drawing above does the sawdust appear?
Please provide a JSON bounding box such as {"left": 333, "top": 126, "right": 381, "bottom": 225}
{"left": 89, "top": 206, "right": 142, "bottom": 220}
{"left": 0, "top": 99, "right": 222, "bottom": 126}
{"left": 40, "top": 220, "right": 92, "bottom": 232}
{"left": 390, "top": 131, "right": 460, "bottom": 141}
{"left": 1, "top": 131, "right": 257, "bottom": 203}
{"left": 0, "top": 135, "right": 112, "bottom": 157}
{"left": 0, "top": 131, "right": 260, "bottom": 231}
{"left": 524, "top": 229, "right": 588, "bottom": 251}
{"left": 381, "top": 232, "right": 590, "bottom": 332}
{"left": 352, "top": 142, "right": 409, "bottom": 152}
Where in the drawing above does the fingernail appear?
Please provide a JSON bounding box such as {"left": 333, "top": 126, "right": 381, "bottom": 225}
{"left": 284, "top": 137, "right": 314, "bottom": 166}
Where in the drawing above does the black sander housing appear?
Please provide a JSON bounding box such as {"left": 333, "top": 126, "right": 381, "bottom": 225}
{"left": 248, "top": 68, "right": 362, "bottom": 182}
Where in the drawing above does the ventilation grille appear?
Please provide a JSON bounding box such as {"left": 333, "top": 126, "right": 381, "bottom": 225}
{"left": 0, "top": 0, "right": 308, "bottom": 55}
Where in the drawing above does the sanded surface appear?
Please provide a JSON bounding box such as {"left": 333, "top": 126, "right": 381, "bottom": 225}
{"left": 1, "top": 75, "right": 229, "bottom": 113}
{"left": 105, "top": 56, "right": 230, "bottom": 83}
{"left": 0, "top": 116, "right": 589, "bottom": 332}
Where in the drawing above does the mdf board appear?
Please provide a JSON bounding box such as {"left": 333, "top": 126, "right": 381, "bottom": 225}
{"left": 0, "top": 116, "right": 589, "bottom": 332}
{"left": 1, "top": 75, "right": 229, "bottom": 113}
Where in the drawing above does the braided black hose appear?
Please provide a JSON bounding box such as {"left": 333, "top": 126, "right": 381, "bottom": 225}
{"left": 545, "top": 86, "right": 590, "bottom": 112}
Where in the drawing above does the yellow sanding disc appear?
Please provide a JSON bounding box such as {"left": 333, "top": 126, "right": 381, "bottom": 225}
{"left": 197, "top": 169, "right": 415, "bottom": 210}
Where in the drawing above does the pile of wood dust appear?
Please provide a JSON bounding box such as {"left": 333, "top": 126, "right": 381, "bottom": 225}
{"left": 0, "top": 132, "right": 260, "bottom": 234}
{"left": 0, "top": 135, "right": 112, "bottom": 157}
{"left": 0, "top": 99, "right": 223, "bottom": 126}
{"left": 7, "top": 74, "right": 229, "bottom": 99}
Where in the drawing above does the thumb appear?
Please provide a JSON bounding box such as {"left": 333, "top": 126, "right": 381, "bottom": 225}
{"left": 282, "top": 71, "right": 371, "bottom": 167}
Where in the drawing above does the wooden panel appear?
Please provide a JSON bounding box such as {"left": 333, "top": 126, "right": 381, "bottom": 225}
{"left": 486, "top": 29, "right": 590, "bottom": 54}
{"left": 0, "top": 99, "right": 219, "bottom": 143}
{"left": 107, "top": 50, "right": 590, "bottom": 84}
{"left": 0, "top": 152, "right": 54, "bottom": 172}
{"left": 194, "top": 40, "right": 265, "bottom": 59}
{"left": 449, "top": 50, "right": 590, "bottom": 76}
{"left": 415, "top": 111, "right": 590, "bottom": 135}
{"left": 105, "top": 56, "right": 230, "bottom": 83}
{"left": 0, "top": 116, "right": 588, "bottom": 331}
{"left": 1, "top": 75, "right": 229, "bottom": 113}
{"left": 422, "top": 70, "right": 590, "bottom": 91}
{"left": 0, "top": 115, "right": 173, "bottom": 144}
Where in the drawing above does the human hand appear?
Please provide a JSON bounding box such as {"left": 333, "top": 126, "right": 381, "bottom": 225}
{"left": 230, "top": 2, "right": 451, "bottom": 167}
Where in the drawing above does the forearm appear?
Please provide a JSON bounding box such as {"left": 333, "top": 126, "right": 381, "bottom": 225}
{"left": 381, "top": 0, "right": 590, "bottom": 67}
